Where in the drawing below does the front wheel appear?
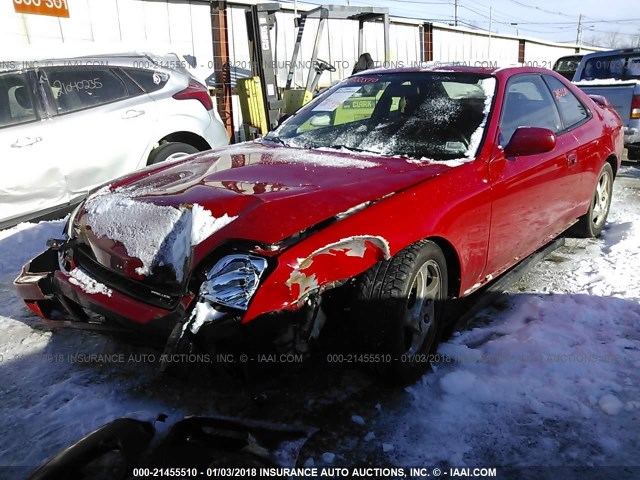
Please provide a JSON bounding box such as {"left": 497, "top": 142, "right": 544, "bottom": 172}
{"left": 572, "top": 162, "right": 613, "bottom": 238}
{"left": 147, "top": 142, "right": 199, "bottom": 165}
{"left": 352, "top": 240, "right": 448, "bottom": 383}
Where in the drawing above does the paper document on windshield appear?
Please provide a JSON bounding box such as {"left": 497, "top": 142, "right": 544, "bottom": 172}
{"left": 313, "top": 87, "right": 361, "bottom": 111}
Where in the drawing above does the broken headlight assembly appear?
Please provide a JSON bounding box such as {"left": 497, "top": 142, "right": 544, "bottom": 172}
{"left": 199, "top": 254, "right": 268, "bottom": 311}
{"left": 65, "top": 201, "right": 84, "bottom": 239}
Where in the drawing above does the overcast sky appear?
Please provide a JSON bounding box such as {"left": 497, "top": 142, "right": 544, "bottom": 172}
{"left": 283, "top": 0, "right": 640, "bottom": 46}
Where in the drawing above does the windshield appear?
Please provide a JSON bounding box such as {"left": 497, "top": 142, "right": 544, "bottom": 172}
{"left": 265, "top": 72, "right": 496, "bottom": 161}
{"left": 580, "top": 54, "right": 640, "bottom": 81}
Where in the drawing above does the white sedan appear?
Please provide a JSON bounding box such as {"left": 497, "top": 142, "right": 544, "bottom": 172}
{"left": 0, "top": 53, "right": 229, "bottom": 229}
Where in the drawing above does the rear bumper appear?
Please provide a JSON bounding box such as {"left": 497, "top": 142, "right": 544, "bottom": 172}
{"left": 204, "top": 111, "right": 230, "bottom": 148}
{"left": 14, "top": 248, "right": 187, "bottom": 338}
{"left": 624, "top": 126, "right": 640, "bottom": 145}
{"left": 624, "top": 118, "right": 640, "bottom": 145}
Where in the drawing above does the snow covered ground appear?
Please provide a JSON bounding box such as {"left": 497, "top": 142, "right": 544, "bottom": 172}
{"left": 0, "top": 166, "right": 639, "bottom": 478}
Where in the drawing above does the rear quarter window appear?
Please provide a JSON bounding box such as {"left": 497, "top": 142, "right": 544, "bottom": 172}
{"left": 544, "top": 75, "right": 589, "bottom": 129}
{"left": 123, "top": 68, "right": 169, "bottom": 93}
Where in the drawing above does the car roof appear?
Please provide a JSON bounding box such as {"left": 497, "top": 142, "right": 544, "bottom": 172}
{"left": 350, "top": 65, "right": 570, "bottom": 79}
{"left": 0, "top": 53, "right": 186, "bottom": 74}
{"left": 352, "top": 65, "right": 499, "bottom": 76}
{"left": 580, "top": 48, "right": 640, "bottom": 60}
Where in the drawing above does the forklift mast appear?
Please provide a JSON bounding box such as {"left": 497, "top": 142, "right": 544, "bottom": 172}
{"left": 285, "top": 5, "right": 390, "bottom": 91}
{"left": 242, "top": 4, "right": 390, "bottom": 134}
{"left": 245, "top": 3, "right": 285, "bottom": 130}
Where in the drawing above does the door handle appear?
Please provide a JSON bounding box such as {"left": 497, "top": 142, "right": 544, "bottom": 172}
{"left": 122, "top": 109, "right": 145, "bottom": 119}
{"left": 566, "top": 152, "right": 577, "bottom": 166}
{"left": 11, "top": 137, "right": 42, "bottom": 148}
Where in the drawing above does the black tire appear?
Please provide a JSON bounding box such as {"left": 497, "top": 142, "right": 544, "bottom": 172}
{"left": 147, "top": 142, "right": 199, "bottom": 165}
{"left": 627, "top": 146, "right": 640, "bottom": 161}
{"left": 352, "top": 240, "right": 448, "bottom": 384}
{"left": 572, "top": 162, "right": 614, "bottom": 238}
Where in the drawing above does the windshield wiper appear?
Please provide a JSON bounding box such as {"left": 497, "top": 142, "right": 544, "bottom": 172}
{"left": 261, "top": 135, "right": 288, "bottom": 147}
{"left": 324, "top": 144, "right": 383, "bottom": 155}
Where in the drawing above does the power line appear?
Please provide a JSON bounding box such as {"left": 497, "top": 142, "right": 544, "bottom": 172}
{"left": 504, "top": 0, "right": 578, "bottom": 19}
{"left": 467, "top": 2, "right": 640, "bottom": 26}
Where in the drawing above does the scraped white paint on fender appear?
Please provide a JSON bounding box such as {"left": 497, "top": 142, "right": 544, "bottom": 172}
{"left": 285, "top": 271, "right": 320, "bottom": 295}
{"left": 286, "top": 235, "right": 391, "bottom": 298}
{"left": 296, "top": 235, "right": 391, "bottom": 270}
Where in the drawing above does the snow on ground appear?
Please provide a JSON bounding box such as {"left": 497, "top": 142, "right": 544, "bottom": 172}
{"left": 0, "top": 166, "right": 639, "bottom": 477}
{"left": 366, "top": 166, "right": 640, "bottom": 467}
{"left": 0, "top": 220, "right": 185, "bottom": 477}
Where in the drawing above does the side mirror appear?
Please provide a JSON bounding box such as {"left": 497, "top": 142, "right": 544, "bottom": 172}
{"left": 504, "top": 127, "right": 556, "bottom": 157}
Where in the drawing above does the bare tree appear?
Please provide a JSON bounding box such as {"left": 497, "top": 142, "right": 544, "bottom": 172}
{"left": 586, "top": 31, "right": 639, "bottom": 49}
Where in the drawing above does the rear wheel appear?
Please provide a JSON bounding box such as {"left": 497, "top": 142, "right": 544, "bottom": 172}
{"left": 352, "top": 240, "right": 448, "bottom": 383}
{"left": 572, "top": 162, "right": 613, "bottom": 238}
{"left": 148, "top": 142, "right": 199, "bottom": 165}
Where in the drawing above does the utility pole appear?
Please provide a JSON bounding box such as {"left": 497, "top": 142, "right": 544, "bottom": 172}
{"left": 454, "top": 0, "right": 458, "bottom": 27}
{"left": 488, "top": 7, "right": 492, "bottom": 58}
{"left": 576, "top": 14, "right": 583, "bottom": 47}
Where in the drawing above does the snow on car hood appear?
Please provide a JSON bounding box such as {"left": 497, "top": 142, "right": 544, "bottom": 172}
{"left": 83, "top": 188, "right": 235, "bottom": 282}
{"left": 76, "top": 142, "right": 452, "bottom": 283}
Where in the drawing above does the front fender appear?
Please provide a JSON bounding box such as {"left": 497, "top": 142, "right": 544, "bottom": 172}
{"left": 244, "top": 235, "right": 391, "bottom": 322}
{"left": 243, "top": 160, "right": 492, "bottom": 323}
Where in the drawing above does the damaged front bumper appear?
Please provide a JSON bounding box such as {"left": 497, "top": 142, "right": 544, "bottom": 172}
{"left": 14, "top": 245, "right": 194, "bottom": 340}
{"left": 14, "top": 244, "right": 318, "bottom": 358}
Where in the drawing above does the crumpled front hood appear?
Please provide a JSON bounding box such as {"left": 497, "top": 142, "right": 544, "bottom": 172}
{"left": 75, "top": 142, "right": 451, "bottom": 284}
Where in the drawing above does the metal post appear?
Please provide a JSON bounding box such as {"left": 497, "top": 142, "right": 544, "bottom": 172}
{"left": 210, "top": 0, "right": 234, "bottom": 139}
{"left": 576, "top": 14, "right": 583, "bottom": 47}
{"left": 454, "top": 0, "right": 458, "bottom": 27}
{"left": 286, "top": 14, "right": 307, "bottom": 89}
{"left": 383, "top": 12, "right": 390, "bottom": 63}
{"left": 488, "top": 7, "right": 492, "bottom": 59}
{"left": 305, "top": 16, "right": 326, "bottom": 92}
{"left": 358, "top": 19, "right": 364, "bottom": 57}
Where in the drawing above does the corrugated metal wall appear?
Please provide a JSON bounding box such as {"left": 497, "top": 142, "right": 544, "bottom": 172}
{"left": 225, "top": 6, "right": 421, "bottom": 88}
{"left": 432, "top": 28, "right": 520, "bottom": 65}
{"left": 524, "top": 41, "right": 579, "bottom": 67}
{"left": 0, "top": 0, "right": 215, "bottom": 82}
{"left": 1, "top": 0, "right": 602, "bottom": 139}
{"left": 1, "top": 0, "right": 599, "bottom": 72}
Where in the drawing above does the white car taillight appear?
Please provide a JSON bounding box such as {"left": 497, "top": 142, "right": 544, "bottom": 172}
{"left": 173, "top": 80, "right": 214, "bottom": 111}
{"left": 631, "top": 95, "right": 640, "bottom": 119}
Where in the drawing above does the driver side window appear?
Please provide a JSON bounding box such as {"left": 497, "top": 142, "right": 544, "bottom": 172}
{"left": 499, "top": 75, "right": 562, "bottom": 147}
